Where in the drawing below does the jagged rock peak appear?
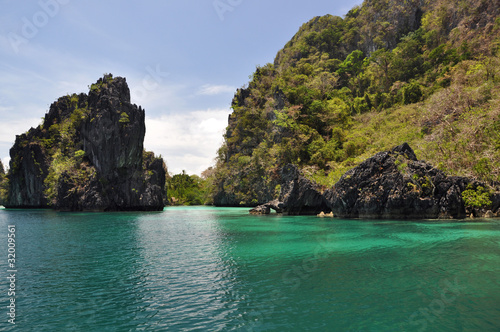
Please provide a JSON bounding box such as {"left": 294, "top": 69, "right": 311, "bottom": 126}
{"left": 6, "top": 74, "right": 166, "bottom": 211}
{"left": 324, "top": 143, "right": 487, "bottom": 219}
{"left": 88, "top": 74, "right": 131, "bottom": 105}
{"left": 391, "top": 142, "right": 418, "bottom": 161}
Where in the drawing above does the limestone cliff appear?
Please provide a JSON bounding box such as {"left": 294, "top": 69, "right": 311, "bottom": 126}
{"left": 250, "top": 164, "right": 329, "bottom": 215}
{"left": 251, "top": 144, "right": 500, "bottom": 219}
{"left": 212, "top": 0, "right": 500, "bottom": 209}
{"left": 7, "top": 130, "right": 50, "bottom": 208}
{"left": 324, "top": 143, "right": 500, "bottom": 219}
{"left": 6, "top": 74, "right": 166, "bottom": 211}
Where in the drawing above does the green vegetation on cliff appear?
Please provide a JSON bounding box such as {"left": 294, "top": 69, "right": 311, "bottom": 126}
{"left": 212, "top": 0, "right": 500, "bottom": 206}
{"left": 42, "top": 94, "right": 93, "bottom": 204}
{"left": 6, "top": 74, "right": 167, "bottom": 211}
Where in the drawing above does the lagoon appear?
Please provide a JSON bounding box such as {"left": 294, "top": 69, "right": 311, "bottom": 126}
{"left": 0, "top": 207, "right": 499, "bottom": 331}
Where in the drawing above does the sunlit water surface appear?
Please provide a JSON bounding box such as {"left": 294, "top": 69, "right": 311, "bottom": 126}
{"left": 0, "top": 207, "right": 499, "bottom": 331}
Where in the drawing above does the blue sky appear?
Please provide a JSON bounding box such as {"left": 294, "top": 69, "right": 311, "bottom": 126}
{"left": 0, "top": 0, "right": 363, "bottom": 175}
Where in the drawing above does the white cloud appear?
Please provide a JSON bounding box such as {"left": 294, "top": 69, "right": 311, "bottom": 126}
{"left": 1, "top": 157, "right": 10, "bottom": 172}
{"left": 0, "top": 34, "right": 234, "bottom": 176}
{"left": 197, "top": 84, "right": 235, "bottom": 96}
{"left": 144, "top": 108, "right": 231, "bottom": 175}
{"left": 0, "top": 110, "right": 231, "bottom": 176}
{"left": 128, "top": 80, "right": 188, "bottom": 116}
{"left": 0, "top": 117, "right": 41, "bottom": 161}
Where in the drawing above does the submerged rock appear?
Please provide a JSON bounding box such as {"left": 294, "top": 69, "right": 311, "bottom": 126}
{"left": 249, "top": 204, "right": 271, "bottom": 215}
{"left": 6, "top": 74, "right": 166, "bottom": 211}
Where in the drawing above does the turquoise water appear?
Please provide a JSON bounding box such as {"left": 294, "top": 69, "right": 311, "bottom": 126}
{"left": 0, "top": 207, "right": 499, "bottom": 331}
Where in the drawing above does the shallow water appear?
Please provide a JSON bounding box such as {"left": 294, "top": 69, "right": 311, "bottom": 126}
{"left": 0, "top": 207, "right": 499, "bottom": 331}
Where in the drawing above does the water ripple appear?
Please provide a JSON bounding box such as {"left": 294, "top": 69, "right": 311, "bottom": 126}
{"left": 0, "top": 208, "right": 499, "bottom": 331}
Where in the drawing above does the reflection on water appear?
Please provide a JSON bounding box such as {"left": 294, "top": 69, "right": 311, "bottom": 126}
{"left": 134, "top": 207, "right": 244, "bottom": 331}
{"left": 1, "top": 210, "right": 153, "bottom": 330}
{"left": 0, "top": 207, "right": 499, "bottom": 331}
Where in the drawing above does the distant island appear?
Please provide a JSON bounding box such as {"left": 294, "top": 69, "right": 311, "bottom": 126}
{"left": 2, "top": 74, "right": 166, "bottom": 211}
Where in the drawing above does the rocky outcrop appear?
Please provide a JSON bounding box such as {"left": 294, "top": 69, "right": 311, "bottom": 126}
{"left": 7, "top": 135, "right": 50, "bottom": 208}
{"left": 279, "top": 164, "right": 330, "bottom": 215}
{"left": 323, "top": 143, "right": 498, "bottom": 219}
{"left": 83, "top": 76, "right": 144, "bottom": 178}
{"left": 251, "top": 143, "right": 500, "bottom": 219}
{"left": 249, "top": 200, "right": 284, "bottom": 215}
{"left": 250, "top": 164, "right": 330, "bottom": 215}
{"left": 6, "top": 74, "right": 166, "bottom": 211}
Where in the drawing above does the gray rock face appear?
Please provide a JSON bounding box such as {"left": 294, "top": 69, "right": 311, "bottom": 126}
{"left": 250, "top": 164, "right": 329, "bottom": 215}
{"left": 323, "top": 143, "right": 471, "bottom": 219}
{"left": 279, "top": 164, "right": 330, "bottom": 215}
{"left": 212, "top": 190, "right": 239, "bottom": 207}
{"left": 6, "top": 140, "right": 49, "bottom": 208}
{"left": 251, "top": 143, "right": 499, "bottom": 219}
{"left": 6, "top": 74, "right": 166, "bottom": 211}
{"left": 249, "top": 200, "right": 284, "bottom": 214}
{"left": 83, "top": 76, "right": 144, "bottom": 176}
